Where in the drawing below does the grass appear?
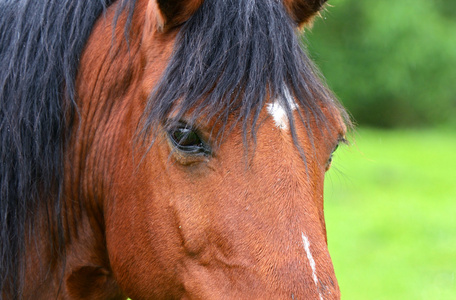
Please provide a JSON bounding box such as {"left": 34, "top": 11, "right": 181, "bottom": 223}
{"left": 324, "top": 127, "right": 456, "bottom": 299}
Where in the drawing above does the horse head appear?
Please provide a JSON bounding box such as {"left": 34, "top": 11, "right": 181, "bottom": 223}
{"left": 77, "top": 0, "right": 346, "bottom": 298}
{"left": 0, "top": 0, "right": 348, "bottom": 299}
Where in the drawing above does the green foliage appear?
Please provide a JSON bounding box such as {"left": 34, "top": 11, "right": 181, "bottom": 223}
{"left": 306, "top": 0, "right": 456, "bottom": 128}
{"left": 325, "top": 128, "right": 456, "bottom": 299}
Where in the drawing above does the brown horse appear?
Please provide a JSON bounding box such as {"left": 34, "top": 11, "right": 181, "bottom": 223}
{"left": 0, "top": 0, "right": 349, "bottom": 299}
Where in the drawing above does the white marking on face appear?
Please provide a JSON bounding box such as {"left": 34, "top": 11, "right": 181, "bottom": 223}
{"left": 266, "top": 87, "right": 297, "bottom": 130}
{"left": 302, "top": 232, "right": 324, "bottom": 300}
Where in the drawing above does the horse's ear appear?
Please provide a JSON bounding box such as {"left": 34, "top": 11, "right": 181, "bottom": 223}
{"left": 150, "top": 0, "right": 204, "bottom": 31}
{"left": 283, "top": 0, "right": 328, "bottom": 27}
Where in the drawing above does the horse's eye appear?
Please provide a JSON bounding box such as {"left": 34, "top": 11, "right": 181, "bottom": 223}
{"left": 326, "top": 143, "right": 339, "bottom": 171}
{"left": 172, "top": 128, "right": 200, "bottom": 147}
{"left": 326, "top": 137, "right": 347, "bottom": 171}
{"left": 168, "top": 126, "right": 210, "bottom": 155}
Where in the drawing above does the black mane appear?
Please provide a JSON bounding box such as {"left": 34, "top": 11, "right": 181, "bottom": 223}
{"left": 0, "top": 0, "right": 117, "bottom": 297}
{"left": 142, "top": 0, "right": 347, "bottom": 150}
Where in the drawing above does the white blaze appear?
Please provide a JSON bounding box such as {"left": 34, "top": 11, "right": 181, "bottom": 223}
{"left": 302, "top": 232, "right": 324, "bottom": 300}
{"left": 266, "top": 87, "right": 297, "bottom": 130}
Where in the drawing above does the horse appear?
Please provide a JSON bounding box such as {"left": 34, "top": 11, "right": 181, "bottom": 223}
{"left": 0, "top": 0, "right": 350, "bottom": 298}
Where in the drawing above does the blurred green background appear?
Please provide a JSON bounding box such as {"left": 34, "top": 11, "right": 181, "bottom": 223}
{"left": 306, "top": 0, "right": 456, "bottom": 298}
{"left": 306, "top": 0, "right": 456, "bottom": 128}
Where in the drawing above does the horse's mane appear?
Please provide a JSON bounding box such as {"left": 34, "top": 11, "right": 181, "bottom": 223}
{"left": 142, "top": 0, "right": 348, "bottom": 151}
{"left": 0, "top": 0, "right": 121, "bottom": 296}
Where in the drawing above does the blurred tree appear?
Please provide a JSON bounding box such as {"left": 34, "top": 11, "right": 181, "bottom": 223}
{"left": 305, "top": 0, "right": 456, "bottom": 128}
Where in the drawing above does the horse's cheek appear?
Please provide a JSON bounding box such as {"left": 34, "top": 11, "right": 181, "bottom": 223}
{"left": 104, "top": 147, "right": 187, "bottom": 298}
